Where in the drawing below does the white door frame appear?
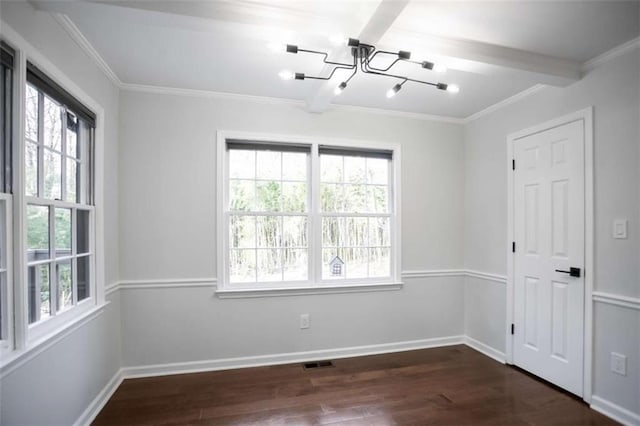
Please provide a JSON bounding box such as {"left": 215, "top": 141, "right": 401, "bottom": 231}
{"left": 506, "top": 107, "right": 594, "bottom": 403}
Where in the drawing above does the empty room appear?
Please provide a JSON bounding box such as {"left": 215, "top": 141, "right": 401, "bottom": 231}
{"left": 0, "top": 0, "right": 639, "bottom": 424}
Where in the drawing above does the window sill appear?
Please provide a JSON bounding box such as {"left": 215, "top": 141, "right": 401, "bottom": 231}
{"left": 215, "top": 282, "right": 403, "bottom": 299}
{"left": 0, "top": 302, "right": 109, "bottom": 379}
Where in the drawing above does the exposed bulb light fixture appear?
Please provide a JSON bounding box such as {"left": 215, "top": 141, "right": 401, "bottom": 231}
{"left": 275, "top": 37, "right": 460, "bottom": 98}
{"left": 334, "top": 81, "right": 347, "bottom": 95}
{"left": 278, "top": 70, "right": 295, "bottom": 80}
{"left": 386, "top": 83, "right": 403, "bottom": 98}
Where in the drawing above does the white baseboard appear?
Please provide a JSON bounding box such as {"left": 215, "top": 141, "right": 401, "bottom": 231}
{"left": 121, "top": 335, "right": 465, "bottom": 379}
{"left": 464, "top": 336, "right": 506, "bottom": 364}
{"left": 73, "top": 368, "right": 123, "bottom": 426}
{"left": 591, "top": 395, "right": 640, "bottom": 426}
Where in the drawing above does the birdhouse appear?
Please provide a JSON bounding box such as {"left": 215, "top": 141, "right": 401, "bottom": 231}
{"left": 329, "top": 255, "right": 345, "bottom": 277}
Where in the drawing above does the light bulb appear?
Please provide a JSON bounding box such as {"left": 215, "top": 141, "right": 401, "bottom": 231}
{"left": 447, "top": 84, "right": 460, "bottom": 94}
{"left": 278, "top": 70, "right": 295, "bottom": 80}
{"left": 433, "top": 63, "right": 447, "bottom": 73}
{"left": 386, "top": 83, "right": 402, "bottom": 98}
{"left": 334, "top": 82, "right": 347, "bottom": 95}
{"left": 329, "top": 34, "right": 347, "bottom": 46}
{"left": 267, "top": 42, "right": 285, "bottom": 53}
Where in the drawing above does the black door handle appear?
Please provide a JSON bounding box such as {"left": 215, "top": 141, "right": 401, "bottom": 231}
{"left": 555, "top": 267, "right": 581, "bottom": 278}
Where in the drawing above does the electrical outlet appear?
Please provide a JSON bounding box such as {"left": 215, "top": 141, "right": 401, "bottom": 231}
{"left": 610, "top": 352, "right": 627, "bottom": 376}
{"left": 300, "top": 314, "right": 310, "bottom": 329}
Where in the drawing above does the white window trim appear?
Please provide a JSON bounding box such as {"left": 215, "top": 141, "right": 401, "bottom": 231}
{"left": 216, "top": 130, "right": 402, "bottom": 297}
{"left": 0, "top": 23, "right": 106, "bottom": 361}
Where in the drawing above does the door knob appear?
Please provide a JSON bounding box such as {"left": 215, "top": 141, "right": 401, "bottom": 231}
{"left": 555, "top": 267, "right": 581, "bottom": 278}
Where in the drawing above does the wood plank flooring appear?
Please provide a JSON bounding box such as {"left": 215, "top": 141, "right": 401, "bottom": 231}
{"left": 93, "top": 345, "right": 615, "bottom": 425}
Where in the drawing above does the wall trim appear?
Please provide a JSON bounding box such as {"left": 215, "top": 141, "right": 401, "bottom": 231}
{"left": 105, "top": 270, "right": 511, "bottom": 293}
{"left": 464, "top": 336, "right": 506, "bottom": 364}
{"left": 591, "top": 395, "right": 640, "bottom": 426}
{"left": 51, "top": 13, "right": 122, "bottom": 87}
{"left": 465, "top": 270, "right": 507, "bottom": 284}
{"left": 582, "top": 36, "right": 640, "bottom": 73}
{"left": 121, "top": 335, "right": 466, "bottom": 379}
{"left": 592, "top": 291, "right": 640, "bottom": 311}
{"left": 73, "top": 368, "right": 124, "bottom": 426}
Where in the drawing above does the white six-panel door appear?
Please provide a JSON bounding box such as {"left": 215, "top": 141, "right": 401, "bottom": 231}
{"left": 513, "top": 119, "right": 585, "bottom": 396}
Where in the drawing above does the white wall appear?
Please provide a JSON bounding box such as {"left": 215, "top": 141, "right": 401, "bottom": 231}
{"left": 118, "top": 90, "right": 466, "bottom": 367}
{"left": 463, "top": 48, "right": 640, "bottom": 417}
{"left": 0, "top": 2, "right": 121, "bottom": 424}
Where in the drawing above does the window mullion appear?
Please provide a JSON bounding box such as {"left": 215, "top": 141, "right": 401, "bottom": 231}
{"left": 310, "top": 143, "right": 320, "bottom": 285}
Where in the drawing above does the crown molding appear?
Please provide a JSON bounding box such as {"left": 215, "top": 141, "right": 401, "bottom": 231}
{"left": 463, "top": 84, "right": 546, "bottom": 123}
{"left": 582, "top": 36, "right": 640, "bottom": 73}
{"left": 51, "top": 13, "right": 122, "bottom": 88}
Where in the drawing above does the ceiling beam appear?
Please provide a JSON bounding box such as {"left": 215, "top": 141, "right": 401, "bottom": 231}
{"left": 305, "top": 0, "right": 410, "bottom": 114}
{"left": 382, "top": 29, "right": 582, "bottom": 86}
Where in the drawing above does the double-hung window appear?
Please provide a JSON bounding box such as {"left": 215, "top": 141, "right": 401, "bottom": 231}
{"left": 25, "top": 63, "right": 95, "bottom": 328}
{"left": 0, "top": 41, "right": 14, "bottom": 351}
{"left": 220, "top": 135, "right": 399, "bottom": 292}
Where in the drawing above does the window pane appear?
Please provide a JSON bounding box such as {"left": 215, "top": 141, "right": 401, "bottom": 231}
{"left": 65, "top": 158, "right": 77, "bottom": 202}
{"left": 66, "top": 125, "right": 77, "bottom": 158}
{"left": 369, "top": 217, "right": 390, "bottom": 247}
{"left": 320, "top": 155, "right": 342, "bottom": 183}
{"left": 57, "top": 261, "right": 72, "bottom": 311}
{"left": 229, "top": 180, "right": 255, "bottom": 211}
{"left": 283, "top": 249, "right": 307, "bottom": 281}
{"left": 282, "top": 182, "right": 306, "bottom": 212}
{"left": 282, "top": 152, "right": 306, "bottom": 181}
{"left": 77, "top": 255, "right": 90, "bottom": 301}
{"left": 55, "top": 208, "right": 71, "bottom": 255}
{"left": 228, "top": 150, "right": 255, "bottom": 179}
{"left": 25, "top": 142, "right": 38, "bottom": 197}
{"left": 344, "top": 184, "right": 367, "bottom": 213}
{"left": 344, "top": 157, "right": 366, "bottom": 184}
{"left": 256, "top": 216, "right": 281, "bottom": 248}
{"left": 76, "top": 209, "right": 90, "bottom": 254}
{"left": 43, "top": 96, "right": 62, "bottom": 151}
{"left": 345, "top": 217, "right": 368, "bottom": 247}
{"left": 230, "top": 249, "right": 255, "bottom": 283}
{"left": 229, "top": 215, "right": 255, "bottom": 248}
{"left": 367, "top": 158, "right": 388, "bottom": 185}
{"left": 370, "top": 248, "right": 391, "bottom": 277}
{"left": 322, "top": 217, "right": 342, "bottom": 247}
{"left": 43, "top": 148, "right": 61, "bottom": 199}
{"left": 28, "top": 263, "right": 50, "bottom": 323}
{"left": 321, "top": 183, "right": 344, "bottom": 212}
{"left": 256, "top": 181, "right": 281, "bottom": 212}
{"left": 283, "top": 216, "right": 307, "bottom": 248}
{"left": 345, "top": 248, "right": 368, "bottom": 279}
{"left": 257, "top": 249, "right": 281, "bottom": 282}
{"left": 369, "top": 185, "right": 388, "bottom": 213}
{"left": 27, "top": 205, "right": 50, "bottom": 261}
{"left": 25, "top": 85, "right": 38, "bottom": 142}
{"left": 256, "top": 151, "right": 280, "bottom": 180}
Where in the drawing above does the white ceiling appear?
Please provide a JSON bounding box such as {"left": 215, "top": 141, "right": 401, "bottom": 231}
{"left": 33, "top": 0, "right": 640, "bottom": 119}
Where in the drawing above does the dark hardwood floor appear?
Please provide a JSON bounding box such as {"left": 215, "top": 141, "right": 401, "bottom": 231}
{"left": 93, "top": 345, "right": 615, "bottom": 425}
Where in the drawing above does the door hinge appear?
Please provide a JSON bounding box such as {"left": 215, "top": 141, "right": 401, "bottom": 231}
{"left": 512, "top": 241, "right": 516, "bottom": 253}
{"left": 512, "top": 159, "right": 515, "bottom": 170}
{"left": 511, "top": 323, "right": 515, "bottom": 335}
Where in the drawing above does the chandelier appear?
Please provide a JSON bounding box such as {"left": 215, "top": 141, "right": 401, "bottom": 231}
{"left": 277, "top": 38, "right": 459, "bottom": 98}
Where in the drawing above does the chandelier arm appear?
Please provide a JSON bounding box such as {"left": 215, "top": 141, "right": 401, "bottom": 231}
{"left": 304, "top": 63, "right": 356, "bottom": 81}
{"left": 365, "top": 50, "right": 405, "bottom": 72}
{"left": 361, "top": 64, "right": 439, "bottom": 87}
{"left": 298, "top": 48, "right": 355, "bottom": 67}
